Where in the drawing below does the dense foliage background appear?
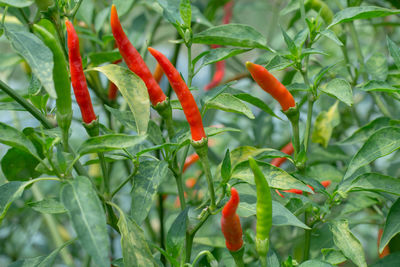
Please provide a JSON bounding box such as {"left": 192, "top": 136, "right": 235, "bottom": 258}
{"left": 1, "top": 0, "right": 400, "bottom": 266}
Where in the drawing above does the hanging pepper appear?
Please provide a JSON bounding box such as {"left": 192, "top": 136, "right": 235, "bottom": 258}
{"left": 148, "top": 47, "right": 206, "bottom": 142}
{"left": 221, "top": 187, "right": 243, "bottom": 252}
{"left": 270, "top": 142, "right": 294, "bottom": 167}
{"left": 246, "top": 61, "right": 296, "bottom": 111}
{"left": 281, "top": 180, "right": 331, "bottom": 196}
{"left": 153, "top": 63, "right": 164, "bottom": 84}
{"left": 182, "top": 153, "right": 200, "bottom": 173}
{"left": 378, "top": 229, "right": 390, "bottom": 258}
{"left": 108, "top": 58, "right": 122, "bottom": 101}
{"left": 65, "top": 20, "right": 96, "bottom": 125}
{"left": 249, "top": 157, "right": 272, "bottom": 262}
{"left": 110, "top": 5, "right": 167, "bottom": 106}
{"left": 204, "top": 1, "right": 233, "bottom": 91}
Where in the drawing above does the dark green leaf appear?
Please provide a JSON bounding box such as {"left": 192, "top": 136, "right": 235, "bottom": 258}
{"left": 77, "top": 134, "right": 147, "bottom": 155}
{"left": 344, "top": 173, "right": 400, "bottom": 196}
{"left": 131, "top": 161, "right": 170, "bottom": 225}
{"left": 320, "top": 29, "right": 343, "bottom": 46}
{"left": 179, "top": 0, "right": 191, "bottom": 28}
{"left": 0, "top": 0, "right": 33, "bottom": 8}
{"left": 0, "top": 122, "right": 39, "bottom": 159}
{"left": 193, "top": 24, "right": 269, "bottom": 49}
{"left": 195, "top": 47, "right": 250, "bottom": 69}
{"left": 234, "top": 93, "right": 280, "bottom": 119}
{"left": 61, "top": 176, "right": 110, "bottom": 267}
{"left": 366, "top": 52, "right": 388, "bottom": 81}
{"left": 379, "top": 198, "right": 400, "bottom": 253}
{"left": 205, "top": 93, "right": 255, "bottom": 119}
{"left": 166, "top": 208, "right": 188, "bottom": 258}
{"left": 344, "top": 127, "right": 400, "bottom": 179}
{"left": 0, "top": 181, "right": 25, "bottom": 224}
{"left": 359, "top": 80, "right": 400, "bottom": 93}
{"left": 221, "top": 149, "right": 231, "bottom": 183}
{"left": 28, "top": 198, "right": 67, "bottom": 214}
{"left": 387, "top": 37, "right": 400, "bottom": 70}
{"left": 321, "top": 248, "right": 347, "bottom": 265}
{"left": 320, "top": 79, "right": 353, "bottom": 106}
{"left": 88, "top": 51, "right": 121, "bottom": 66}
{"left": 1, "top": 148, "right": 40, "bottom": 181}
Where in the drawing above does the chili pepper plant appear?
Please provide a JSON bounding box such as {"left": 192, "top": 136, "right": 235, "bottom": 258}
{"left": 1, "top": 0, "right": 400, "bottom": 266}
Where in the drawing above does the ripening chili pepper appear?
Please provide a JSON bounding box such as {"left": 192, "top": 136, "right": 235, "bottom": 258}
{"left": 108, "top": 58, "right": 123, "bottom": 101}
{"left": 65, "top": 20, "right": 96, "bottom": 124}
{"left": 34, "top": 24, "right": 72, "bottom": 137}
{"left": 182, "top": 153, "right": 200, "bottom": 173}
{"left": 185, "top": 177, "right": 197, "bottom": 189}
{"left": 110, "top": 5, "right": 167, "bottom": 106}
{"left": 281, "top": 180, "right": 331, "bottom": 196}
{"left": 270, "top": 142, "right": 294, "bottom": 167}
{"left": 153, "top": 63, "right": 164, "bottom": 84}
{"left": 378, "top": 229, "right": 390, "bottom": 258}
{"left": 246, "top": 61, "right": 296, "bottom": 111}
{"left": 223, "top": 1, "right": 234, "bottom": 24}
{"left": 148, "top": 47, "right": 206, "bottom": 142}
{"left": 221, "top": 187, "right": 243, "bottom": 252}
{"left": 249, "top": 157, "right": 272, "bottom": 259}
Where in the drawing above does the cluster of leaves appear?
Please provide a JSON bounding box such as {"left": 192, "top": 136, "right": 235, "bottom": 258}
{"left": 1, "top": 0, "right": 400, "bottom": 267}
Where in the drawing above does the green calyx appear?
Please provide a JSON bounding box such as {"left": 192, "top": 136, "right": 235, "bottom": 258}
{"left": 229, "top": 245, "right": 245, "bottom": 267}
{"left": 83, "top": 118, "right": 100, "bottom": 137}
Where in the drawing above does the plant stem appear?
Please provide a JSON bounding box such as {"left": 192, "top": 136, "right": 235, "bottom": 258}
{"left": 187, "top": 45, "right": 194, "bottom": 87}
{"left": 303, "top": 98, "right": 314, "bottom": 153}
{"left": 197, "top": 150, "right": 216, "bottom": 211}
{"left": 290, "top": 116, "right": 300, "bottom": 161}
{"left": 185, "top": 233, "right": 194, "bottom": 263}
{"left": 98, "top": 152, "right": 109, "bottom": 193}
{"left": 303, "top": 212, "right": 311, "bottom": 261}
{"left": 175, "top": 172, "right": 186, "bottom": 210}
{"left": 158, "top": 194, "right": 166, "bottom": 265}
{"left": 111, "top": 163, "right": 138, "bottom": 198}
{"left": 31, "top": 185, "right": 74, "bottom": 267}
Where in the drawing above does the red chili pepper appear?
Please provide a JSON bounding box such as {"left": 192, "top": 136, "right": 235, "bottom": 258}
{"left": 110, "top": 5, "right": 167, "bottom": 106}
{"left": 185, "top": 177, "right": 197, "bottom": 189}
{"left": 246, "top": 61, "right": 296, "bottom": 111}
{"left": 282, "top": 180, "right": 331, "bottom": 195}
{"left": 153, "top": 63, "right": 164, "bottom": 84}
{"left": 223, "top": 1, "right": 234, "bottom": 24}
{"left": 65, "top": 20, "right": 96, "bottom": 124}
{"left": 378, "top": 229, "right": 390, "bottom": 258}
{"left": 148, "top": 47, "right": 206, "bottom": 142}
{"left": 270, "top": 142, "right": 294, "bottom": 167}
{"left": 182, "top": 153, "right": 200, "bottom": 173}
{"left": 108, "top": 58, "right": 123, "bottom": 101}
{"left": 221, "top": 187, "right": 243, "bottom": 252}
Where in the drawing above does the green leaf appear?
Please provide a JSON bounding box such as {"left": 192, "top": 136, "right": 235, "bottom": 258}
{"left": 328, "top": 6, "right": 400, "bottom": 28}
{"left": 337, "top": 117, "right": 392, "bottom": 145}
{"left": 92, "top": 64, "right": 150, "bottom": 134}
{"left": 105, "top": 106, "right": 136, "bottom": 131}
{"left": 321, "top": 248, "right": 347, "bottom": 265}
{"left": 237, "top": 200, "right": 310, "bottom": 229}
{"left": 312, "top": 102, "right": 340, "bottom": 147}
{"left": 0, "top": 0, "right": 33, "bottom": 8}
{"left": 193, "top": 24, "right": 269, "bottom": 49}
{"left": 359, "top": 80, "right": 400, "bottom": 93}
{"left": 112, "top": 204, "right": 158, "bottom": 267}
{"left": 5, "top": 29, "right": 56, "bottom": 98}
{"left": 1, "top": 147, "right": 40, "bottom": 181}
{"left": 0, "top": 181, "right": 25, "bottom": 224}
{"left": 330, "top": 220, "right": 367, "bottom": 267}
{"left": 28, "top": 198, "right": 67, "bottom": 214}
{"left": 265, "top": 55, "right": 294, "bottom": 71}
{"left": 61, "top": 176, "right": 110, "bottom": 267}
{"left": 379, "top": 198, "right": 400, "bottom": 253}
{"left": 234, "top": 93, "right": 279, "bottom": 119}
{"left": 205, "top": 93, "right": 255, "bottom": 119}
{"left": 320, "top": 79, "right": 353, "bottom": 106}
{"left": 299, "top": 260, "right": 333, "bottom": 267}
{"left": 0, "top": 122, "right": 39, "bottom": 159}
{"left": 179, "top": 0, "right": 191, "bottom": 29}
{"left": 370, "top": 252, "right": 400, "bottom": 267}
{"left": 366, "top": 52, "right": 388, "bottom": 81}
{"left": 320, "top": 29, "right": 343, "bottom": 46}
{"left": 77, "top": 134, "right": 147, "bottom": 155}
{"left": 195, "top": 47, "right": 250, "bottom": 69}
{"left": 232, "top": 159, "right": 312, "bottom": 192}
{"left": 344, "top": 127, "right": 400, "bottom": 179}
{"left": 281, "top": 28, "right": 297, "bottom": 56}
{"left": 131, "top": 161, "right": 170, "bottom": 225}
{"left": 166, "top": 208, "right": 188, "bottom": 258}
{"left": 88, "top": 51, "right": 121, "bottom": 66}
{"left": 387, "top": 37, "right": 400, "bottom": 70}
{"left": 221, "top": 149, "right": 232, "bottom": 183}
{"left": 344, "top": 173, "right": 400, "bottom": 196}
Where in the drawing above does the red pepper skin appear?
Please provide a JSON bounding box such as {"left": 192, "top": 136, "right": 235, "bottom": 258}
{"left": 110, "top": 5, "right": 166, "bottom": 106}
{"left": 270, "top": 142, "right": 294, "bottom": 167}
{"left": 108, "top": 58, "right": 123, "bottom": 100}
{"left": 282, "top": 180, "right": 331, "bottom": 195}
{"left": 182, "top": 153, "right": 200, "bottom": 173}
{"left": 223, "top": 1, "right": 234, "bottom": 24}
{"left": 148, "top": 47, "right": 206, "bottom": 141}
{"left": 204, "top": 59, "right": 225, "bottom": 91}
{"left": 246, "top": 62, "right": 295, "bottom": 111}
{"left": 221, "top": 187, "right": 243, "bottom": 252}
{"left": 378, "top": 229, "right": 390, "bottom": 258}
{"left": 65, "top": 20, "right": 96, "bottom": 124}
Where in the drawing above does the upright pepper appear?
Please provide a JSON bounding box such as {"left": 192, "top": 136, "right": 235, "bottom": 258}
{"left": 65, "top": 20, "right": 96, "bottom": 125}
{"left": 246, "top": 61, "right": 296, "bottom": 111}
{"left": 110, "top": 5, "right": 167, "bottom": 106}
{"left": 148, "top": 47, "right": 206, "bottom": 142}
{"left": 249, "top": 157, "right": 272, "bottom": 264}
{"left": 221, "top": 187, "right": 243, "bottom": 252}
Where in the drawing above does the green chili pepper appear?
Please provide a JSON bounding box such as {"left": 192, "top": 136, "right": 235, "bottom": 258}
{"left": 34, "top": 24, "right": 72, "bottom": 146}
{"left": 249, "top": 157, "right": 272, "bottom": 263}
